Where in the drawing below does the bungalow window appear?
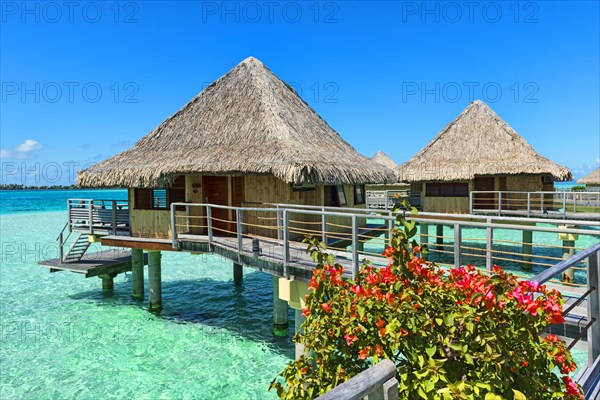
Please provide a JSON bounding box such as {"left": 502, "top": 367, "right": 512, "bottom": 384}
{"left": 324, "top": 185, "right": 348, "bottom": 207}
{"left": 354, "top": 185, "right": 365, "bottom": 205}
{"left": 426, "top": 182, "right": 468, "bottom": 197}
{"left": 135, "top": 176, "right": 186, "bottom": 210}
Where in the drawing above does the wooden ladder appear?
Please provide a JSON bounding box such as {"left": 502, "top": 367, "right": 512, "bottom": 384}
{"left": 63, "top": 232, "right": 91, "bottom": 263}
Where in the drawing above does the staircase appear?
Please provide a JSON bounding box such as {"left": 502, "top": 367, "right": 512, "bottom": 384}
{"left": 63, "top": 232, "right": 91, "bottom": 262}
{"left": 57, "top": 223, "right": 92, "bottom": 264}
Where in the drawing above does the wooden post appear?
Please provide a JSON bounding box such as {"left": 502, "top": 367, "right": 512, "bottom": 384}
{"left": 522, "top": 230, "right": 533, "bottom": 270}
{"left": 321, "top": 208, "right": 327, "bottom": 245}
{"left": 419, "top": 223, "right": 429, "bottom": 261}
{"left": 233, "top": 262, "right": 243, "bottom": 286}
{"left": 435, "top": 224, "right": 444, "bottom": 250}
{"left": 131, "top": 248, "right": 144, "bottom": 299}
{"left": 100, "top": 274, "right": 114, "bottom": 292}
{"left": 486, "top": 224, "right": 493, "bottom": 271}
{"left": 170, "top": 203, "right": 177, "bottom": 249}
{"left": 111, "top": 201, "right": 117, "bottom": 235}
{"left": 587, "top": 251, "right": 600, "bottom": 366}
{"left": 295, "top": 309, "right": 307, "bottom": 360}
{"left": 272, "top": 276, "right": 288, "bottom": 337}
{"left": 469, "top": 191, "right": 473, "bottom": 214}
{"left": 454, "top": 224, "right": 462, "bottom": 268}
{"left": 148, "top": 250, "right": 162, "bottom": 310}
{"left": 352, "top": 215, "right": 359, "bottom": 277}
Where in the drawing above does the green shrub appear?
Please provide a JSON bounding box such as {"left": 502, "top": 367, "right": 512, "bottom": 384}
{"left": 270, "top": 200, "right": 583, "bottom": 400}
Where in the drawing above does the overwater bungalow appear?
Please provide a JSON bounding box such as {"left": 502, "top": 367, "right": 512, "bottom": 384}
{"left": 366, "top": 151, "right": 411, "bottom": 208}
{"left": 397, "top": 100, "right": 572, "bottom": 213}
{"left": 78, "top": 57, "right": 394, "bottom": 239}
{"left": 578, "top": 167, "right": 600, "bottom": 191}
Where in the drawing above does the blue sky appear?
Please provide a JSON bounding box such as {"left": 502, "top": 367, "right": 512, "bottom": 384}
{"left": 1, "top": 1, "right": 598, "bottom": 185}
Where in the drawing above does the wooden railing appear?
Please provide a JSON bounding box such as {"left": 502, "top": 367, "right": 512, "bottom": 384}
{"left": 469, "top": 191, "right": 600, "bottom": 220}
{"left": 68, "top": 199, "right": 130, "bottom": 235}
{"left": 171, "top": 202, "right": 599, "bottom": 289}
{"left": 315, "top": 359, "right": 398, "bottom": 400}
{"left": 534, "top": 242, "right": 600, "bottom": 399}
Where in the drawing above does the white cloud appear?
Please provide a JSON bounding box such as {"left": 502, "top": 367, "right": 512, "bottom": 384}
{"left": 16, "top": 139, "right": 42, "bottom": 153}
{"left": 0, "top": 149, "right": 11, "bottom": 158}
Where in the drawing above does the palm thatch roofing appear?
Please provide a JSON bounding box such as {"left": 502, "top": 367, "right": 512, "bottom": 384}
{"left": 78, "top": 57, "right": 395, "bottom": 188}
{"left": 577, "top": 167, "right": 600, "bottom": 185}
{"left": 397, "top": 100, "right": 572, "bottom": 182}
{"left": 371, "top": 151, "right": 399, "bottom": 170}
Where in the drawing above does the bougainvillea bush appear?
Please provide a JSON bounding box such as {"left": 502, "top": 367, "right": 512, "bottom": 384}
{"left": 270, "top": 201, "right": 584, "bottom": 400}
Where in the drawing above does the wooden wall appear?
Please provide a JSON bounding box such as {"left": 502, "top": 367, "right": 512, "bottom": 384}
{"left": 129, "top": 175, "right": 367, "bottom": 241}
{"left": 420, "top": 174, "right": 551, "bottom": 214}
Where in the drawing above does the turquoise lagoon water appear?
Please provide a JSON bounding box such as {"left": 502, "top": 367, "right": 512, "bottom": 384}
{"left": 0, "top": 190, "right": 294, "bottom": 399}
{"left": 1, "top": 190, "right": 597, "bottom": 398}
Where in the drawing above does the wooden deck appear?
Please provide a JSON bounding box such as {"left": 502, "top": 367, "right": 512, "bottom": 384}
{"left": 472, "top": 208, "right": 600, "bottom": 221}
{"left": 38, "top": 249, "right": 146, "bottom": 278}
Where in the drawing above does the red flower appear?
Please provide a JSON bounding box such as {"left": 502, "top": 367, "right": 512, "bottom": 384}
{"left": 376, "top": 317, "right": 386, "bottom": 329}
{"left": 382, "top": 246, "right": 396, "bottom": 260}
{"left": 562, "top": 376, "right": 583, "bottom": 398}
{"left": 359, "top": 348, "right": 369, "bottom": 359}
{"left": 321, "top": 303, "right": 332, "bottom": 314}
{"left": 302, "top": 307, "right": 310, "bottom": 317}
{"left": 344, "top": 333, "right": 357, "bottom": 345}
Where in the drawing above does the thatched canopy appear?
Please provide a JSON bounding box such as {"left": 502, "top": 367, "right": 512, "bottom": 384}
{"left": 397, "top": 100, "right": 572, "bottom": 182}
{"left": 577, "top": 167, "right": 600, "bottom": 185}
{"left": 371, "top": 151, "right": 399, "bottom": 170}
{"left": 78, "top": 57, "right": 395, "bottom": 188}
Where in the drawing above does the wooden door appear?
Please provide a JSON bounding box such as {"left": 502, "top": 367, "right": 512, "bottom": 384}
{"left": 203, "top": 176, "right": 231, "bottom": 235}
{"left": 473, "top": 176, "right": 496, "bottom": 210}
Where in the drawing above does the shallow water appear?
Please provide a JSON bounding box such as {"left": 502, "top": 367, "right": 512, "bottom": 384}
{"left": 0, "top": 190, "right": 294, "bottom": 399}
{"left": 0, "top": 190, "right": 594, "bottom": 398}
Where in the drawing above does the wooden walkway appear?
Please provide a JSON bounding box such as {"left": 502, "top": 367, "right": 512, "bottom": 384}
{"left": 472, "top": 208, "right": 600, "bottom": 221}
{"left": 38, "top": 249, "right": 146, "bottom": 278}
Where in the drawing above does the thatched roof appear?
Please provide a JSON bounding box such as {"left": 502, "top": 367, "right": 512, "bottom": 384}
{"left": 371, "top": 151, "right": 399, "bottom": 170}
{"left": 577, "top": 167, "right": 600, "bottom": 185}
{"left": 397, "top": 100, "right": 572, "bottom": 182}
{"left": 78, "top": 57, "right": 395, "bottom": 188}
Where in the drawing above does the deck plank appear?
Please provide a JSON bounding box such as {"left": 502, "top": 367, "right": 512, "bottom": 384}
{"left": 38, "top": 249, "right": 146, "bottom": 278}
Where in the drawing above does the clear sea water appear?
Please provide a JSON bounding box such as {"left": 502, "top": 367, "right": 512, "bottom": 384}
{"left": 0, "top": 189, "right": 294, "bottom": 399}
{"left": 0, "top": 190, "right": 596, "bottom": 398}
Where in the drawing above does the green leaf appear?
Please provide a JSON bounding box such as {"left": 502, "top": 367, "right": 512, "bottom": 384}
{"left": 426, "top": 346, "right": 436, "bottom": 357}
{"left": 512, "top": 389, "right": 527, "bottom": 400}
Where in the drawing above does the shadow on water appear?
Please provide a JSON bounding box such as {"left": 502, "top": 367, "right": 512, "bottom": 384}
{"left": 68, "top": 269, "right": 296, "bottom": 358}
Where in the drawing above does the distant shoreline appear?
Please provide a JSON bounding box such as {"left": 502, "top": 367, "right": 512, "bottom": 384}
{"left": 0, "top": 186, "right": 123, "bottom": 191}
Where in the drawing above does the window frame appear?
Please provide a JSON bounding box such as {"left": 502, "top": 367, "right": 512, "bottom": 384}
{"left": 425, "top": 182, "right": 469, "bottom": 197}
{"left": 354, "top": 184, "right": 365, "bottom": 205}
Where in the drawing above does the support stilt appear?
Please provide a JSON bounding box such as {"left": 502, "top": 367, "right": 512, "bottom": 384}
{"left": 233, "top": 262, "right": 243, "bottom": 286}
{"left": 273, "top": 276, "right": 288, "bottom": 337}
{"left": 420, "top": 223, "right": 429, "bottom": 261}
{"left": 295, "top": 309, "right": 307, "bottom": 360}
{"left": 522, "top": 230, "right": 533, "bottom": 270}
{"left": 131, "top": 248, "right": 144, "bottom": 299}
{"left": 562, "top": 240, "right": 576, "bottom": 283}
{"left": 148, "top": 251, "right": 162, "bottom": 310}
{"left": 435, "top": 224, "right": 444, "bottom": 250}
{"left": 100, "top": 274, "right": 114, "bottom": 292}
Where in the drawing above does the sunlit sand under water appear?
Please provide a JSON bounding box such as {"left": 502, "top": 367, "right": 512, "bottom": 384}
{"left": 0, "top": 190, "right": 591, "bottom": 398}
